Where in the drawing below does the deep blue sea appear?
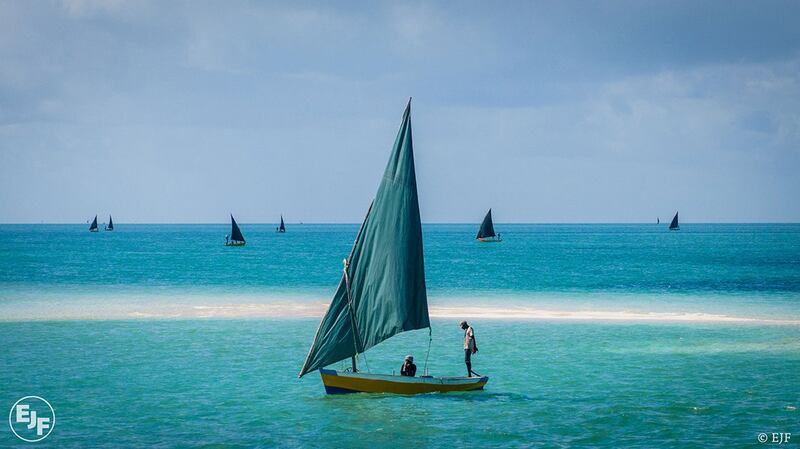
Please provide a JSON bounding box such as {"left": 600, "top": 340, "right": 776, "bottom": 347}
{"left": 1, "top": 224, "right": 799, "bottom": 448}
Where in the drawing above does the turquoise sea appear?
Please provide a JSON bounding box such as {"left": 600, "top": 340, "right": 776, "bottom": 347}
{"left": 1, "top": 224, "right": 799, "bottom": 448}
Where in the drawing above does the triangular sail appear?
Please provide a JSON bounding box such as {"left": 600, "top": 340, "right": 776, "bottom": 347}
{"left": 230, "top": 214, "right": 245, "bottom": 242}
{"left": 669, "top": 212, "right": 679, "bottom": 230}
{"left": 300, "top": 100, "right": 429, "bottom": 377}
{"left": 107, "top": 215, "right": 114, "bottom": 230}
{"left": 476, "top": 209, "right": 496, "bottom": 239}
{"left": 89, "top": 215, "right": 98, "bottom": 231}
{"left": 279, "top": 215, "right": 286, "bottom": 232}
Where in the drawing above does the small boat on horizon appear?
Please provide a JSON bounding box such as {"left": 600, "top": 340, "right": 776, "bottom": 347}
{"left": 277, "top": 215, "right": 286, "bottom": 233}
{"left": 669, "top": 212, "right": 680, "bottom": 231}
{"left": 105, "top": 215, "right": 114, "bottom": 231}
{"left": 89, "top": 215, "right": 98, "bottom": 232}
{"left": 476, "top": 209, "right": 501, "bottom": 242}
{"left": 298, "top": 99, "right": 488, "bottom": 395}
{"left": 225, "top": 214, "right": 246, "bottom": 246}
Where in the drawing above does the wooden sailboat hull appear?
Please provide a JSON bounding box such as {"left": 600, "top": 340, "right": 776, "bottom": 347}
{"left": 319, "top": 369, "right": 488, "bottom": 395}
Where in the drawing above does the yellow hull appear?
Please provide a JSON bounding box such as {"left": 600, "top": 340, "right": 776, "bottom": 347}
{"left": 225, "top": 241, "right": 246, "bottom": 246}
{"left": 319, "top": 369, "right": 488, "bottom": 395}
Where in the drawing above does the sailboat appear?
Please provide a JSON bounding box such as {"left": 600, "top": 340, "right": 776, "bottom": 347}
{"left": 105, "top": 215, "right": 114, "bottom": 231}
{"left": 657, "top": 217, "right": 660, "bottom": 225}
{"left": 225, "top": 214, "right": 246, "bottom": 246}
{"left": 299, "top": 100, "right": 488, "bottom": 394}
{"left": 277, "top": 215, "right": 286, "bottom": 233}
{"left": 476, "top": 209, "right": 501, "bottom": 242}
{"left": 669, "top": 212, "right": 680, "bottom": 231}
{"left": 89, "top": 215, "right": 99, "bottom": 232}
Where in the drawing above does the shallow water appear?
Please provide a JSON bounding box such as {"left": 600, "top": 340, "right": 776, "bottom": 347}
{"left": 1, "top": 320, "right": 798, "bottom": 448}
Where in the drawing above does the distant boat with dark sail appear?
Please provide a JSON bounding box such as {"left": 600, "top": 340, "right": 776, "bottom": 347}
{"left": 105, "top": 215, "right": 114, "bottom": 231}
{"left": 299, "top": 100, "right": 488, "bottom": 394}
{"left": 657, "top": 217, "right": 660, "bottom": 225}
{"left": 476, "top": 209, "right": 501, "bottom": 242}
{"left": 277, "top": 215, "right": 286, "bottom": 233}
{"left": 669, "top": 212, "right": 680, "bottom": 231}
{"left": 89, "top": 215, "right": 99, "bottom": 232}
{"left": 225, "top": 214, "right": 246, "bottom": 246}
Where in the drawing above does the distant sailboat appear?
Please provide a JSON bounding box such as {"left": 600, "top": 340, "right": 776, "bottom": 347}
{"left": 277, "top": 215, "right": 286, "bottom": 233}
{"left": 669, "top": 212, "right": 680, "bottom": 231}
{"left": 225, "top": 214, "right": 246, "bottom": 246}
{"left": 476, "top": 209, "right": 501, "bottom": 242}
{"left": 89, "top": 215, "right": 99, "bottom": 232}
{"left": 299, "top": 100, "right": 488, "bottom": 394}
{"left": 105, "top": 215, "right": 114, "bottom": 231}
{"left": 657, "top": 217, "right": 660, "bottom": 225}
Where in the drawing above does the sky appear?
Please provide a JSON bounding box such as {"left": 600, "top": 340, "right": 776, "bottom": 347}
{"left": 1, "top": 0, "right": 799, "bottom": 223}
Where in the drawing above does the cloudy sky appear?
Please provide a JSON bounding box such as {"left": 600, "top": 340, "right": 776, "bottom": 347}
{"left": 1, "top": 0, "right": 798, "bottom": 223}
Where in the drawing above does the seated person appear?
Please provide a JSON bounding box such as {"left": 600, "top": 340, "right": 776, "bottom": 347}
{"left": 400, "top": 355, "right": 417, "bottom": 377}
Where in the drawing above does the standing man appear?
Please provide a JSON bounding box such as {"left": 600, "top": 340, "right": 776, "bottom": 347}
{"left": 460, "top": 320, "right": 478, "bottom": 377}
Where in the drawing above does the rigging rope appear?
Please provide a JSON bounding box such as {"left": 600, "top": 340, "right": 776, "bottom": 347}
{"left": 423, "top": 327, "right": 432, "bottom": 376}
{"left": 361, "top": 351, "right": 370, "bottom": 373}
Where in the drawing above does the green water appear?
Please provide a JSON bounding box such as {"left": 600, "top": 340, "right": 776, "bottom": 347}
{"left": 1, "top": 320, "right": 798, "bottom": 448}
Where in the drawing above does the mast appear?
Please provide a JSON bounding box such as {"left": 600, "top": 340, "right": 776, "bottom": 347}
{"left": 340, "top": 201, "right": 374, "bottom": 372}
{"left": 303, "top": 201, "right": 372, "bottom": 376}
{"left": 343, "top": 260, "right": 359, "bottom": 372}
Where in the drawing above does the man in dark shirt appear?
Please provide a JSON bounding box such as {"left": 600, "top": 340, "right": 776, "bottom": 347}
{"left": 401, "top": 355, "right": 417, "bottom": 377}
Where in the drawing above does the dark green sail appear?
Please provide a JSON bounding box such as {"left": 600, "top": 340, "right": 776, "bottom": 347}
{"left": 89, "top": 215, "right": 98, "bottom": 231}
{"left": 669, "top": 212, "right": 679, "bottom": 230}
{"left": 476, "top": 209, "right": 496, "bottom": 239}
{"left": 106, "top": 215, "right": 114, "bottom": 231}
{"left": 299, "top": 100, "right": 429, "bottom": 377}
{"left": 230, "top": 214, "right": 245, "bottom": 242}
{"left": 279, "top": 215, "right": 286, "bottom": 232}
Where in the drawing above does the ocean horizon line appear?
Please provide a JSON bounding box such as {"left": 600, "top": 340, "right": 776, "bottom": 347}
{"left": 2, "top": 221, "right": 800, "bottom": 225}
